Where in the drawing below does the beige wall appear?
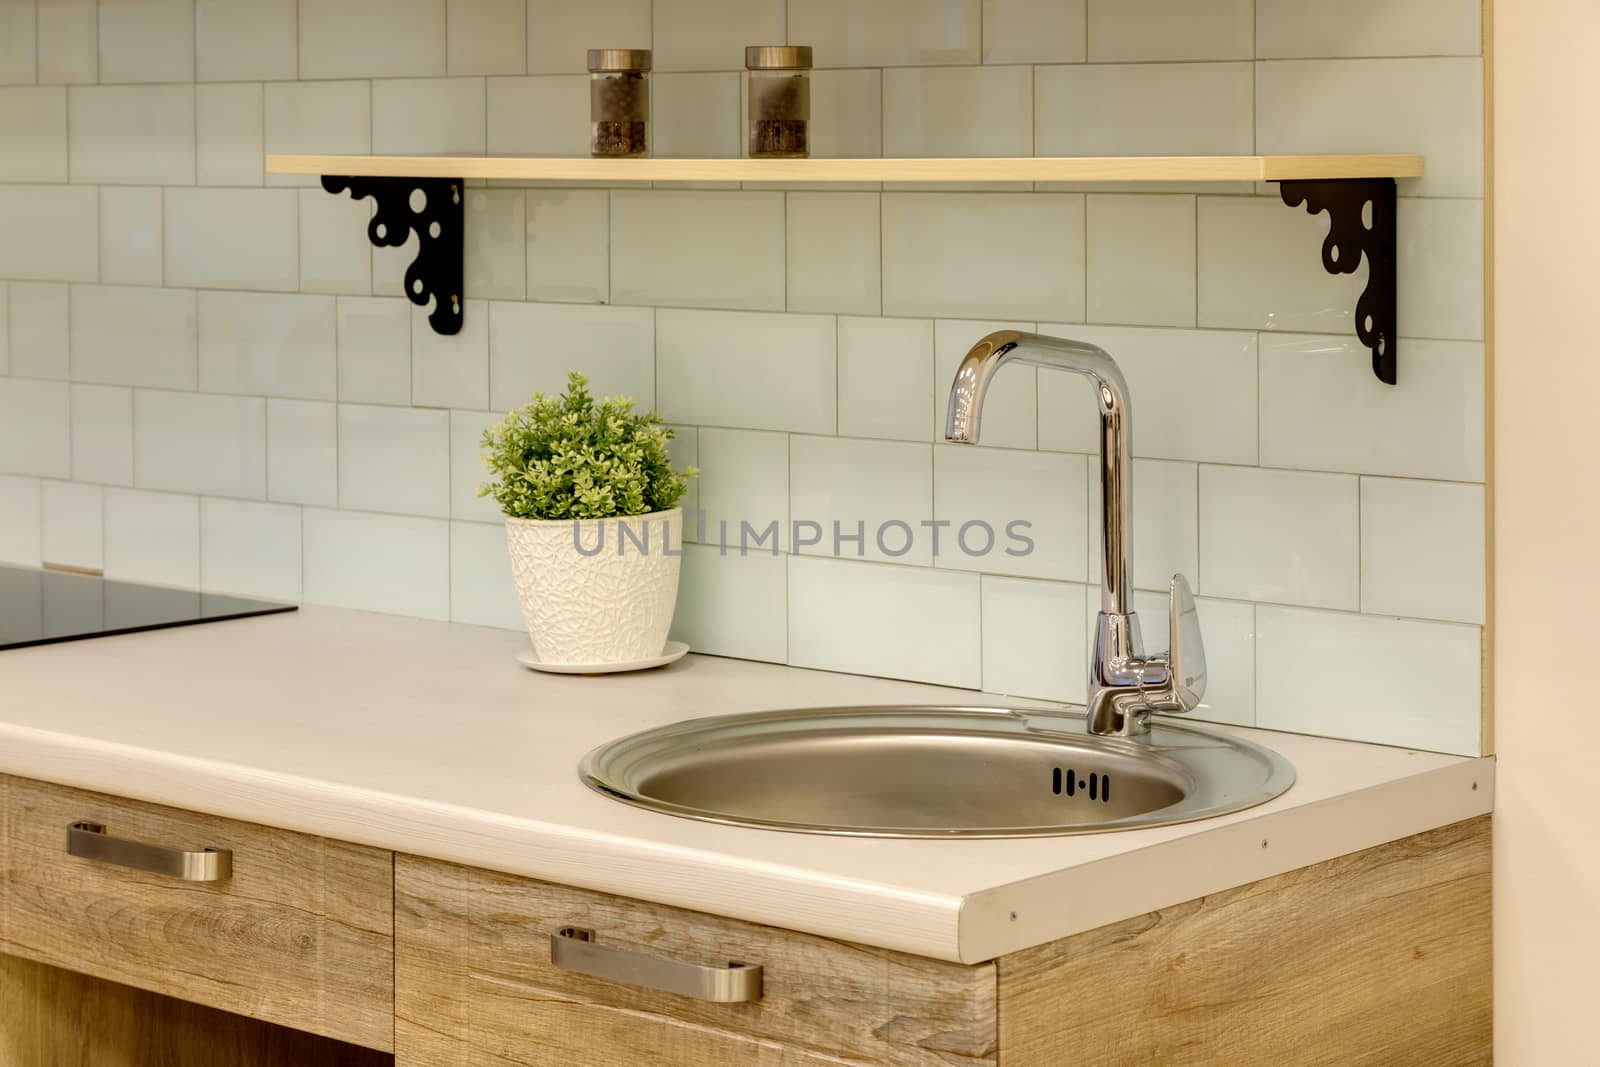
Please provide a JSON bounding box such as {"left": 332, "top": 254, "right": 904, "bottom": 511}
{"left": 1493, "top": 2, "right": 1600, "bottom": 1060}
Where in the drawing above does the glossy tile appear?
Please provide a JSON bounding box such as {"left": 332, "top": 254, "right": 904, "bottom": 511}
{"left": 486, "top": 75, "right": 588, "bottom": 156}
{"left": 1257, "top": 0, "right": 1482, "bottom": 59}
{"left": 1199, "top": 465, "right": 1360, "bottom": 610}
{"left": 0, "top": 379, "right": 70, "bottom": 480}
{"left": 98, "top": 0, "right": 194, "bottom": 82}
{"left": 41, "top": 481, "right": 103, "bottom": 572}
{"left": 166, "top": 189, "right": 299, "bottom": 292}
{"left": 263, "top": 81, "right": 371, "bottom": 188}
{"left": 298, "top": 0, "right": 446, "bottom": 79}
{"left": 1037, "top": 324, "right": 1259, "bottom": 465}
{"left": 413, "top": 299, "right": 490, "bottom": 410}
{"left": 448, "top": 0, "right": 526, "bottom": 75}
{"left": 104, "top": 487, "right": 200, "bottom": 588}
{"left": 696, "top": 428, "right": 788, "bottom": 553}
{"left": 1258, "top": 334, "right": 1484, "bottom": 482}
{"left": 612, "top": 191, "right": 786, "bottom": 311}
{"left": 1035, "top": 63, "right": 1253, "bottom": 157}
{"left": 526, "top": 189, "right": 609, "bottom": 304}
{"left": 982, "top": 576, "right": 1087, "bottom": 702}
{"left": 809, "top": 69, "right": 883, "bottom": 159}
{"left": 200, "top": 497, "right": 302, "bottom": 601}
{"left": 1087, "top": 0, "right": 1252, "bottom": 61}
{"left": 134, "top": 390, "right": 267, "bottom": 499}
{"left": 449, "top": 520, "right": 524, "bottom": 630}
{"left": 1085, "top": 194, "right": 1196, "bottom": 328}
{"left": 70, "top": 385, "right": 134, "bottom": 486}
{"left": 337, "top": 404, "right": 450, "bottom": 518}
{"left": 36, "top": 0, "right": 96, "bottom": 85}
{"left": 373, "top": 77, "right": 488, "bottom": 155}
{"left": 299, "top": 188, "right": 373, "bottom": 295}
{"left": 654, "top": 0, "right": 783, "bottom": 71}
{"left": 1141, "top": 593, "right": 1256, "bottom": 727}
{"left": 70, "top": 85, "right": 194, "bottom": 185}
{"left": 337, "top": 297, "right": 412, "bottom": 406}
{"left": 1256, "top": 605, "right": 1481, "bottom": 754}
{"left": 792, "top": 435, "right": 933, "bottom": 564}
{"left": 788, "top": 555, "right": 982, "bottom": 688}
{"left": 933, "top": 319, "right": 1037, "bottom": 449}
{"left": 883, "top": 194, "right": 1085, "bottom": 321}
{"left": 1258, "top": 58, "right": 1482, "bottom": 198}
{"left": 838, "top": 316, "right": 933, "bottom": 442}
{"left": 449, "top": 409, "right": 501, "bottom": 522}
{"left": 464, "top": 189, "right": 527, "bottom": 302}
{"left": 71, "top": 286, "right": 198, "bottom": 390}
{"left": 1361, "top": 477, "right": 1485, "bottom": 624}
{"left": 488, "top": 302, "right": 655, "bottom": 411}
{"left": 1398, "top": 197, "right": 1486, "bottom": 341}
{"left": 0, "top": 475, "right": 41, "bottom": 567}
{"left": 0, "top": 87, "right": 68, "bottom": 182}
{"left": 0, "top": 281, "right": 7, "bottom": 375}
{"left": 196, "top": 0, "right": 296, "bottom": 81}
{"left": 1087, "top": 457, "right": 1198, "bottom": 593}
{"left": 201, "top": 82, "right": 267, "bottom": 187}
{"left": 786, "top": 192, "right": 880, "bottom": 316}
{"left": 0, "top": 1, "right": 35, "bottom": 84}
{"left": 198, "top": 292, "right": 338, "bottom": 401}
{"left": 527, "top": 0, "right": 650, "bottom": 74}
{"left": 302, "top": 508, "right": 450, "bottom": 620}
{"left": 664, "top": 425, "right": 699, "bottom": 524}
{"left": 882, "top": 65, "right": 1032, "bottom": 158}
{"left": 653, "top": 72, "right": 741, "bottom": 158}
{"left": 982, "top": 0, "right": 1086, "bottom": 64}
{"left": 0, "top": 187, "right": 98, "bottom": 282}
{"left": 790, "top": 0, "right": 982, "bottom": 67}
{"left": 670, "top": 543, "right": 788, "bottom": 661}
{"left": 9, "top": 282, "right": 70, "bottom": 380}
{"left": 266, "top": 398, "right": 337, "bottom": 507}
{"left": 934, "top": 444, "right": 1087, "bottom": 580}
{"left": 99, "top": 188, "right": 164, "bottom": 288}
{"left": 656, "top": 309, "right": 836, "bottom": 434}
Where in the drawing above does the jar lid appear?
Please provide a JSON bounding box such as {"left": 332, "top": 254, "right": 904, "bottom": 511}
{"left": 587, "top": 48, "right": 652, "bottom": 72}
{"left": 745, "top": 45, "right": 813, "bottom": 70}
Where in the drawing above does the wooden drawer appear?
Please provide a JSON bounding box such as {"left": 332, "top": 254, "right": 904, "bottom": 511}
{"left": 395, "top": 855, "right": 997, "bottom": 1066}
{"left": 0, "top": 774, "right": 395, "bottom": 1053}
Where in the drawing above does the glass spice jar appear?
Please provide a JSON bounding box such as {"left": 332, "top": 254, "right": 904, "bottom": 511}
{"left": 745, "top": 46, "right": 812, "bottom": 159}
{"left": 588, "top": 48, "right": 651, "bottom": 158}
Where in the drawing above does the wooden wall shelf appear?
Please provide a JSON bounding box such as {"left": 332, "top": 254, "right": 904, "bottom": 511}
{"left": 267, "top": 153, "right": 1423, "bottom": 184}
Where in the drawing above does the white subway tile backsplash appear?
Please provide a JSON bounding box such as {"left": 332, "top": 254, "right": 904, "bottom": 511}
{"left": 1257, "top": 58, "right": 1483, "bottom": 199}
{"left": 654, "top": 0, "right": 783, "bottom": 72}
{"left": 657, "top": 309, "right": 836, "bottom": 433}
{"left": 1087, "top": 0, "right": 1253, "bottom": 62}
{"left": 0, "top": 1, "right": 35, "bottom": 84}
{"left": 0, "top": 475, "right": 41, "bottom": 567}
{"left": 195, "top": 0, "right": 296, "bottom": 81}
{"left": 792, "top": 435, "right": 933, "bottom": 564}
{"left": 70, "top": 86, "right": 195, "bottom": 186}
{"left": 788, "top": 554, "right": 981, "bottom": 688}
{"left": 166, "top": 189, "right": 299, "bottom": 291}
{"left": 1035, "top": 63, "right": 1254, "bottom": 157}
{"left": 447, "top": 0, "right": 526, "bottom": 76}
{"left": 1087, "top": 457, "right": 1199, "bottom": 593}
{"left": 0, "top": 186, "right": 99, "bottom": 282}
{"left": 100, "top": 188, "right": 165, "bottom": 288}
{"left": 465, "top": 190, "right": 527, "bottom": 302}
{"left": 0, "top": 379, "right": 70, "bottom": 479}
{"left": 36, "top": 0, "right": 96, "bottom": 85}
{"left": 98, "top": 0, "right": 195, "bottom": 83}
{"left": 9, "top": 282, "right": 70, "bottom": 380}
{"left": 198, "top": 292, "right": 338, "bottom": 401}
{"left": 488, "top": 302, "right": 655, "bottom": 411}
{"left": 1257, "top": 0, "right": 1481, "bottom": 59}
{"left": 882, "top": 66, "right": 1032, "bottom": 159}
{"left": 884, "top": 194, "right": 1085, "bottom": 321}
{"left": 933, "top": 318, "right": 1037, "bottom": 449}
{"left": 134, "top": 389, "right": 267, "bottom": 499}
{"left": 526, "top": 190, "right": 609, "bottom": 304}
{"left": 982, "top": 0, "right": 1086, "bottom": 65}
{"left": 0, "top": 282, "right": 8, "bottom": 374}
{"left": 0, "top": 88, "right": 68, "bottom": 182}
{"left": 838, "top": 316, "right": 933, "bottom": 442}
{"left": 449, "top": 409, "right": 501, "bottom": 522}
{"left": 266, "top": 398, "right": 337, "bottom": 507}
{"left": 1256, "top": 605, "right": 1480, "bottom": 754}
{"left": 337, "top": 404, "right": 450, "bottom": 518}
{"left": 1086, "top": 195, "right": 1196, "bottom": 329}
{"left": 934, "top": 444, "right": 1087, "bottom": 581}
{"left": 196, "top": 83, "right": 264, "bottom": 186}
{"left": 1160, "top": 594, "right": 1256, "bottom": 728}
{"left": 790, "top": 0, "right": 982, "bottom": 68}
{"left": 299, "top": 189, "right": 373, "bottom": 296}
{"left": 527, "top": 0, "right": 650, "bottom": 74}
{"left": 200, "top": 497, "right": 301, "bottom": 600}
{"left": 263, "top": 82, "right": 372, "bottom": 187}
{"left": 1259, "top": 334, "right": 1484, "bottom": 483}
{"left": 786, "top": 192, "right": 880, "bottom": 316}
{"left": 1398, "top": 197, "right": 1486, "bottom": 342}
{"left": 981, "top": 575, "right": 1087, "bottom": 703}
{"left": 337, "top": 297, "right": 412, "bottom": 405}
{"left": 696, "top": 428, "right": 789, "bottom": 552}
{"left": 298, "top": 0, "right": 446, "bottom": 80}
{"left": 671, "top": 543, "right": 788, "bottom": 661}
{"left": 71, "top": 286, "right": 197, "bottom": 390}
{"left": 1199, "top": 465, "right": 1360, "bottom": 610}
{"left": 104, "top": 487, "right": 200, "bottom": 588}
{"left": 302, "top": 507, "right": 450, "bottom": 620}
{"left": 665, "top": 425, "right": 698, "bottom": 521}
{"left": 809, "top": 69, "right": 884, "bottom": 159}
{"left": 653, "top": 73, "right": 741, "bottom": 159}
{"left": 373, "top": 77, "right": 488, "bottom": 156}
{"left": 612, "top": 190, "right": 785, "bottom": 311}
{"left": 449, "top": 519, "right": 524, "bottom": 630}
{"left": 1361, "top": 477, "right": 1485, "bottom": 625}
{"left": 413, "top": 299, "right": 489, "bottom": 410}
{"left": 70, "top": 384, "right": 134, "bottom": 486}
{"left": 486, "top": 75, "right": 588, "bottom": 157}
{"left": 41, "top": 481, "right": 103, "bottom": 571}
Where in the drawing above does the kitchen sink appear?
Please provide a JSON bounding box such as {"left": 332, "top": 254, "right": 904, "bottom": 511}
{"left": 579, "top": 706, "right": 1295, "bottom": 838}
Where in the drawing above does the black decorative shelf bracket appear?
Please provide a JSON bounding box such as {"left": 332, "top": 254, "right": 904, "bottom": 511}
{"left": 1279, "top": 177, "right": 1398, "bottom": 384}
{"left": 322, "top": 175, "right": 465, "bottom": 336}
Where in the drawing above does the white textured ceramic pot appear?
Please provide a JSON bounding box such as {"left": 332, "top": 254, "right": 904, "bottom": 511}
{"left": 504, "top": 507, "right": 682, "bottom": 665}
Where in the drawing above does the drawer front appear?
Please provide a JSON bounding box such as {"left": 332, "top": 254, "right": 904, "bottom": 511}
{"left": 395, "top": 855, "right": 997, "bottom": 1067}
{"left": 0, "top": 774, "right": 395, "bottom": 1053}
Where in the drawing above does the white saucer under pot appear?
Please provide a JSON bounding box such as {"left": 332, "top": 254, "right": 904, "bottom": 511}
{"left": 516, "top": 640, "right": 690, "bottom": 675}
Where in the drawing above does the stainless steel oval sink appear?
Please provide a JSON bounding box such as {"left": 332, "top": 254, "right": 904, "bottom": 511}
{"left": 579, "top": 706, "right": 1295, "bottom": 838}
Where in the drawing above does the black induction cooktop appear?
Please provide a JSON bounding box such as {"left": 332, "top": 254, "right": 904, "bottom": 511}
{"left": 0, "top": 565, "right": 296, "bottom": 651}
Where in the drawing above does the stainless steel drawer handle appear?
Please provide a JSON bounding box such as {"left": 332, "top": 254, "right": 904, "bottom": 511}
{"left": 551, "top": 926, "right": 763, "bottom": 1003}
{"left": 67, "top": 821, "right": 233, "bottom": 882}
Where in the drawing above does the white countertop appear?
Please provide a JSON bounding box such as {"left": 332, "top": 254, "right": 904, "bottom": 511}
{"left": 0, "top": 606, "right": 1492, "bottom": 963}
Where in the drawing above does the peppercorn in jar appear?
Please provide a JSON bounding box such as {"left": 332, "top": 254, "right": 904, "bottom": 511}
{"left": 745, "top": 46, "right": 811, "bottom": 159}
{"left": 588, "top": 49, "right": 651, "bottom": 158}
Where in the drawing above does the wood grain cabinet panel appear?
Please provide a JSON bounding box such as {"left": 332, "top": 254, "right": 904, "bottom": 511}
{"left": 0, "top": 774, "right": 396, "bottom": 1053}
{"left": 394, "top": 855, "right": 998, "bottom": 1067}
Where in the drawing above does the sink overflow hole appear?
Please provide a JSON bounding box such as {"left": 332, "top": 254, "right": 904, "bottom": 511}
{"left": 1051, "top": 768, "right": 1111, "bottom": 803}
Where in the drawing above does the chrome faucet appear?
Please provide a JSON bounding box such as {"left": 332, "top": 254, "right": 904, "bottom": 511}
{"left": 944, "top": 330, "right": 1206, "bottom": 738}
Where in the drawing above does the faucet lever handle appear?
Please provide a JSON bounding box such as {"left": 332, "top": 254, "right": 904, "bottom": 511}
{"left": 1164, "top": 573, "right": 1207, "bottom": 712}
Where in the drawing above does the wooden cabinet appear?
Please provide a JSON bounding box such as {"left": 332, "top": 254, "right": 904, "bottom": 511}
{"left": 0, "top": 774, "right": 396, "bottom": 1053}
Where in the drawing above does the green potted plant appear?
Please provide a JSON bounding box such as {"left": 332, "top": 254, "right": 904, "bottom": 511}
{"left": 480, "top": 372, "right": 696, "bottom": 669}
